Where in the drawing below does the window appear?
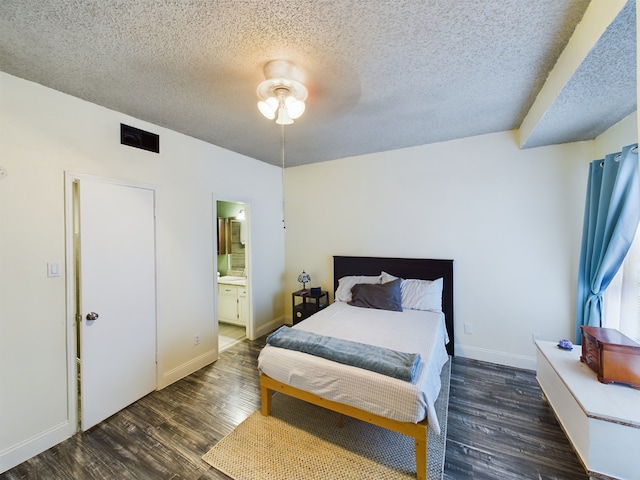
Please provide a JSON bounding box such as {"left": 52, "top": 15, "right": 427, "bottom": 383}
{"left": 603, "top": 223, "right": 640, "bottom": 343}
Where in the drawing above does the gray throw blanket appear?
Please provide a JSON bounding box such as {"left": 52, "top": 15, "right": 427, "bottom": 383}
{"left": 266, "top": 326, "right": 421, "bottom": 382}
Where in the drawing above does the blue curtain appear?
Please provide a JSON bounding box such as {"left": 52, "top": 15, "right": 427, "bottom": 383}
{"left": 575, "top": 144, "right": 640, "bottom": 342}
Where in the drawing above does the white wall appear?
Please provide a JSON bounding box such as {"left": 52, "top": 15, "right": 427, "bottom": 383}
{"left": 0, "top": 72, "right": 286, "bottom": 471}
{"left": 593, "top": 112, "right": 638, "bottom": 158}
{"left": 284, "top": 130, "right": 598, "bottom": 369}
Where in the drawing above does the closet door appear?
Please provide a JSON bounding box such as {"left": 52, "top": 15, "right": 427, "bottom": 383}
{"left": 77, "top": 177, "right": 157, "bottom": 431}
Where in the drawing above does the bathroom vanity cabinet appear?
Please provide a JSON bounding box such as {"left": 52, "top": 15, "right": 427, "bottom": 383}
{"left": 218, "top": 284, "right": 248, "bottom": 326}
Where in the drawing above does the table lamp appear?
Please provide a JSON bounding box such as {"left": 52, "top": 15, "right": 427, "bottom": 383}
{"left": 297, "top": 270, "right": 311, "bottom": 294}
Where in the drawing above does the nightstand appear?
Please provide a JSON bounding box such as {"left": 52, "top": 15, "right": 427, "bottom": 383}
{"left": 292, "top": 289, "right": 328, "bottom": 324}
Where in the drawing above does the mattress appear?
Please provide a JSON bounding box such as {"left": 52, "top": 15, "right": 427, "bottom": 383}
{"left": 257, "top": 302, "right": 450, "bottom": 434}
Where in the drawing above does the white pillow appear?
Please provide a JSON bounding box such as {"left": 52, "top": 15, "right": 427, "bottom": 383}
{"left": 380, "top": 271, "right": 399, "bottom": 283}
{"left": 335, "top": 274, "right": 382, "bottom": 302}
{"left": 401, "top": 277, "right": 443, "bottom": 312}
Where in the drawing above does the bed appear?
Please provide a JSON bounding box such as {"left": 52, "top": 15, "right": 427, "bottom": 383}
{"left": 258, "top": 256, "right": 454, "bottom": 480}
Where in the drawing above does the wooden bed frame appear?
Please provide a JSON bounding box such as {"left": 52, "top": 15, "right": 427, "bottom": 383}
{"left": 260, "top": 256, "right": 455, "bottom": 480}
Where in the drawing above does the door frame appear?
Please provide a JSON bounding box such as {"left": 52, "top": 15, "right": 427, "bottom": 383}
{"left": 64, "top": 172, "right": 160, "bottom": 432}
{"left": 213, "top": 195, "right": 253, "bottom": 343}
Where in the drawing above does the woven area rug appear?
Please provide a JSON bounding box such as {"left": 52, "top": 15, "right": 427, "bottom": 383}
{"left": 202, "top": 358, "right": 451, "bottom": 480}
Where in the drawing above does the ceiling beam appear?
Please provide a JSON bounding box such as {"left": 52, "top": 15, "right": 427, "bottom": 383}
{"left": 519, "top": 0, "right": 628, "bottom": 148}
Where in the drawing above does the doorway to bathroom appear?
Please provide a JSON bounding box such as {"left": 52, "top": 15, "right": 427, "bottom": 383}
{"left": 216, "top": 200, "right": 249, "bottom": 351}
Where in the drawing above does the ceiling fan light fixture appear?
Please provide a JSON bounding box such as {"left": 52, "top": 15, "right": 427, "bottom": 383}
{"left": 257, "top": 97, "right": 278, "bottom": 119}
{"left": 285, "top": 96, "right": 305, "bottom": 119}
{"left": 275, "top": 105, "right": 294, "bottom": 125}
{"left": 257, "top": 60, "right": 308, "bottom": 124}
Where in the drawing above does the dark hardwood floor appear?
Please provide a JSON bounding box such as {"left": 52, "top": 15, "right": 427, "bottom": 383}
{"left": 445, "top": 359, "right": 599, "bottom": 480}
{"left": 2, "top": 337, "right": 601, "bottom": 480}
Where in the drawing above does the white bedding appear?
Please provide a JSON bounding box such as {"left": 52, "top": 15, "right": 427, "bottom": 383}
{"left": 257, "top": 302, "right": 450, "bottom": 434}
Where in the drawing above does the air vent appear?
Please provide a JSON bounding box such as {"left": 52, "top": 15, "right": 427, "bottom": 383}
{"left": 120, "top": 124, "right": 159, "bottom": 153}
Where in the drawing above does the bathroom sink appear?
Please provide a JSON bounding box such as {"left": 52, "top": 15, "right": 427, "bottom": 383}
{"left": 218, "top": 276, "right": 247, "bottom": 286}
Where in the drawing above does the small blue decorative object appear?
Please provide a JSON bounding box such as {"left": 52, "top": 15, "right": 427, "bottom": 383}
{"left": 557, "top": 339, "right": 573, "bottom": 350}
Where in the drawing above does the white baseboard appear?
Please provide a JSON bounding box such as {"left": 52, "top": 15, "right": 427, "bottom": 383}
{"left": 159, "top": 316, "right": 285, "bottom": 389}
{"left": 455, "top": 343, "right": 536, "bottom": 371}
{"left": 157, "top": 350, "right": 217, "bottom": 389}
{"left": 0, "top": 421, "right": 74, "bottom": 474}
{"left": 252, "top": 316, "right": 284, "bottom": 339}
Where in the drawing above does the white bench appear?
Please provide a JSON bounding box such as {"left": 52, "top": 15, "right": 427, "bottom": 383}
{"left": 535, "top": 340, "right": 640, "bottom": 479}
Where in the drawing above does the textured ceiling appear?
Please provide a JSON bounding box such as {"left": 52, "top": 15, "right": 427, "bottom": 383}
{"left": 521, "top": 0, "right": 637, "bottom": 148}
{"left": 0, "top": 1, "right": 636, "bottom": 167}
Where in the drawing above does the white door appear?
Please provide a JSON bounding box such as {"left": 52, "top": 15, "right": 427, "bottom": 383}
{"left": 77, "top": 178, "right": 157, "bottom": 431}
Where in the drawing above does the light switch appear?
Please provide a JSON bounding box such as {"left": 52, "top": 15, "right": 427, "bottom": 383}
{"left": 47, "top": 262, "right": 61, "bottom": 278}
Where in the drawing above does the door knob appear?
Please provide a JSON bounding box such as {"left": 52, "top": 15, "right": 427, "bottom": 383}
{"left": 86, "top": 312, "right": 99, "bottom": 321}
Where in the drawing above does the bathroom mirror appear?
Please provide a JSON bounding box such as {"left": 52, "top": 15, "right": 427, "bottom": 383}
{"left": 229, "top": 219, "right": 245, "bottom": 271}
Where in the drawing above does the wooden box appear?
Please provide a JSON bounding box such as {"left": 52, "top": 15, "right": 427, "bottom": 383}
{"left": 580, "top": 326, "right": 640, "bottom": 389}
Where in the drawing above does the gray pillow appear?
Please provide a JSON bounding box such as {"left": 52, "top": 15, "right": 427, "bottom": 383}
{"left": 348, "top": 278, "right": 403, "bottom": 311}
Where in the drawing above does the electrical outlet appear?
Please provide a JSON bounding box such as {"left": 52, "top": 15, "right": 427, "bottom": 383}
{"left": 194, "top": 334, "right": 200, "bottom": 345}
{"left": 532, "top": 332, "right": 542, "bottom": 344}
{"left": 464, "top": 323, "right": 473, "bottom": 334}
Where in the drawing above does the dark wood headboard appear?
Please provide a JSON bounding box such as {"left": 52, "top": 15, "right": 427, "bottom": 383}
{"left": 333, "top": 256, "right": 455, "bottom": 356}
